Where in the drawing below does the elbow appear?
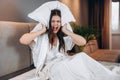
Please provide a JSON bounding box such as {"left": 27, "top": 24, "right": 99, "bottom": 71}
{"left": 82, "top": 39, "right": 87, "bottom": 46}
{"left": 19, "top": 38, "right": 25, "bottom": 45}
{"left": 19, "top": 33, "right": 31, "bottom": 45}
{"left": 78, "top": 39, "right": 87, "bottom": 46}
{"left": 19, "top": 37, "right": 29, "bottom": 45}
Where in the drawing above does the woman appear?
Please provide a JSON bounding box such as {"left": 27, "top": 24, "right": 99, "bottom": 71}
{"left": 20, "top": 9, "right": 120, "bottom": 80}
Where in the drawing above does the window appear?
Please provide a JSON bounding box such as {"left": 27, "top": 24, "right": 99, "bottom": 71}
{"left": 111, "top": 2, "right": 119, "bottom": 31}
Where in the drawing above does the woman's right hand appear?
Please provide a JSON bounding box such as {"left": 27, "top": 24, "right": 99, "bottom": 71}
{"left": 19, "top": 23, "right": 47, "bottom": 45}
{"left": 41, "top": 23, "right": 47, "bottom": 33}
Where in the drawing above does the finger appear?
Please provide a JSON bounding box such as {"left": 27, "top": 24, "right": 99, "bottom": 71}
{"left": 41, "top": 23, "right": 45, "bottom": 27}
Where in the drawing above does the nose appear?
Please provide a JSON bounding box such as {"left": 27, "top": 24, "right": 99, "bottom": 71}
{"left": 53, "top": 21, "right": 58, "bottom": 25}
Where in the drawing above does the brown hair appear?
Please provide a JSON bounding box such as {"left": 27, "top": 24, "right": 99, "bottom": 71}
{"left": 48, "top": 9, "right": 65, "bottom": 52}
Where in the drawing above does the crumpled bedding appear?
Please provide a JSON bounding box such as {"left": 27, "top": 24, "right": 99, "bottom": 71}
{"left": 9, "top": 61, "right": 120, "bottom": 80}
{"left": 99, "top": 61, "right": 120, "bottom": 74}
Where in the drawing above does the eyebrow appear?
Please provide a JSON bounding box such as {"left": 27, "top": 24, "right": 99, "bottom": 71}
{"left": 51, "top": 20, "right": 61, "bottom": 22}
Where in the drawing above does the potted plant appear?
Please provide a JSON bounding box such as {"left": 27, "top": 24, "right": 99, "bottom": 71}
{"left": 69, "top": 22, "right": 100, "bottom": 53}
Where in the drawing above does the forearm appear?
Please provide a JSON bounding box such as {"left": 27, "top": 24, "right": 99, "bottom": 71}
{"left": 19, "top": 30, "right": 44, "bottom": 45}
{"left": 63, "top": 30, "right": 86, "bottom": 46}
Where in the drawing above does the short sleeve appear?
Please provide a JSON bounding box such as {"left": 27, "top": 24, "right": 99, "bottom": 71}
{"left": 29, "top": 23, "right": 42, "bottom": 50}
{"left": 29, "top": 38, "right": 37, "bottom": 50}
{"left": 64, "top": 36, "right": 74, "bottom": 51}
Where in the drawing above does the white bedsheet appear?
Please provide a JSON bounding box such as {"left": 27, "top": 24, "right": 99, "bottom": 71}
{"left": 9, "top": 61, "right": 120, "bottom": 80}
{"left": 9, "top": 69, "right": 36, "bottom": 80}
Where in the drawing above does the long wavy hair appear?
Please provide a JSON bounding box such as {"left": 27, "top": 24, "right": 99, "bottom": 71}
{"left": 48, "top": 9, "right": 65, "bottom": 52}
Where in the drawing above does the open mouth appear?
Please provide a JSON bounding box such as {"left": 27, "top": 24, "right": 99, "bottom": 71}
{"left": 52, "top": 26, "right": 58, "bottom": 31}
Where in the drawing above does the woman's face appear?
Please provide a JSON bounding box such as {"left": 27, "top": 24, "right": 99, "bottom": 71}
{"left": 51, "top": 15, "right": 61, "bottom": 34}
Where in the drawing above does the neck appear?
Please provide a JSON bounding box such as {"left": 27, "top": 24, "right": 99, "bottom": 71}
{"left": 52, "top": 35, "right": 58, "bottom": 46}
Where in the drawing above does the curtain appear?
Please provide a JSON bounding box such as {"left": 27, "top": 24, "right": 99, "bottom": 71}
{"left": 88, "top": 0, "right": 104, "bottom": 48}
{"left": 88, "top": 0, "right": 112, "bottom": 49}
{"left": 102, "top": 0, "right": 111, "bottom": 49}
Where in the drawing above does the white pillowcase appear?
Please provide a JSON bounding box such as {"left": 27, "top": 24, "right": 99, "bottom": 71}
{"left": 28, "top": 1, "right": 76, "bottom": 27}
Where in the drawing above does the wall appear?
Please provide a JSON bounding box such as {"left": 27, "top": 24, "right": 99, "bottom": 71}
{"left": 0, "top": 0, "right": 55, "bottom": 22}
{"left": 112, "top": 34, "right": 120, "bottom": 49}
{"left": 0, "top": 0, "right": 88, "bottom": 25}
{"left": 60, "top": 0, "right": 88, "bottom": 25}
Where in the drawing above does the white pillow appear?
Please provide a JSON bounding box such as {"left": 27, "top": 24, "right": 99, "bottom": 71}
{"left": 28, "top": 1, "right": 76, "bottom": 27}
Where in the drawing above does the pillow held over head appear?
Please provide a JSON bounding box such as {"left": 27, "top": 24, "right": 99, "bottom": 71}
{"left": 28, "top": 1, "right": 76, "bottom": 28}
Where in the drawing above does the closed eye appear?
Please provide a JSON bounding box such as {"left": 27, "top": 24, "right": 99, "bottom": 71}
{"left": 57, "top": 20, "right": 61, "bottom": 23}
{"left": 51, "top": 20, "right": 61, "bottom": 23}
